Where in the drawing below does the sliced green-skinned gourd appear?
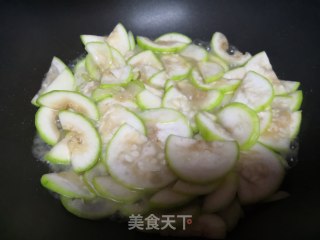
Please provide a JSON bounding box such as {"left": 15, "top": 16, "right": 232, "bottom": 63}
{"left": 97, "top": 96, "right": 138, "bottom": 113}
{"left": 208, "top": 54, "right": 229, "bottom": 71}
{"left": 110, "top": 47, "right": 126, "bottom": 68}
{"left": 119, "top": 198, "right": 151, "bottom": 216}
{"left": 211, "top": 32, "right": 251, "bottom": 67}
{"left": 202, "top": 172, "right": 238, "bottom": 213}
{"left": 37, "top": 90, "right": 99, "bottom": 120}
{"left": 83, "top": 162, "right": 109, "bottom": 195}
{"left": 161, "top": 54, "right": 191, "bottom": 80}
{"left": 35, "top": 107, "right": 60, "bottom": 145}
{"left": 80, "top": 35, "right": 105, "bottom": 45}
{"left": 137, "top": 32, "right": 191, "bottom": 53}
{"left": 231, "top": 71, "right": 274, "bottom": 111}
{"left": 217, "top": 103, "right": 260, "bottom": 150}
{"left": 40, "top": 171, "right": 95, "bottom": 199}
{"left": 128, "top": 31, "right": 136, "bottom": 50}
{"left": 136, "top": 89, "right": 162, "bottom": 109}
{"left": 85, "top": 54, "right": 101, "bottom": 80}
{"left": 44, "top": 133, "right": 72, "bottom": 164}
{"left": 165, "top": 135, "right": 239, "bottom": 184}
{"left": 245, "top": 51, "right": 287, "bottom": 95}
{"left": 61, "top": 196, "right": 118, "bottom": 220}
{"left": 57, "top": 111, "right": 101, "bottom": 172}
{"left": 149, "top": 188, "right": 193, "bottom": 209}
{"left": 100, "top": 65, "right": 133, "bottom": 87}
{"left": 191, "top": 68, "right": 241, "bottom": 92}
{"left": 223, "top": 67, "right": 246, "bottom": 80}
{"left": 195, "top": 112, "right": 233, "bottom": 141}
{"left": 198, "top": 62, "right": 224, "bottom": 83}
{"left": 259, "top": 110, "right": 301, "bottom": 152}
{"left": 93, "top": 175, "right": 142, "bottom": 203}
{"left": 85, "top": 42, "right": 112, "bottom": 71}
{"left": 280, "top": 80, "right": 300, "bottom": 94}
{"left": 105, "top": 23, "right": 130, "bottom": 55}
{"left": 73, "top": 58, "right": 93, "bottom": 92}
{"left": 92, "top": 86, "right": 123, "bottom": 102}
{"left": 180, "top": 44, "right": 208, "bottom": 61}
{"left": 105, "top": 124, "right": 176, "bottom": 190}
{"left": 32, "top": 57, "right": 75, "bottom": 105}
{"left": 258, "top": 110, "right": 273, "bottom": 134}
{"left": 271, "top": 90, "right": 303, "bottom": 111}
{"left": 149, "top": 70, "right": 167, "bottom": 88}
{"left": 98, "top": 105, "right": 146, "bottom": 145}
{"left": 237, "top": 143, "right": 285, "bottom": 204}
{"left": 172, "top": 179, "right": 221, "bottom": 196}
{"left": 139, "top": 108, "right": 192, "bottom": 143}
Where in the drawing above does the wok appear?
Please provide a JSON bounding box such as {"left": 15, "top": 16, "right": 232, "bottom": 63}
{"left": 1, "top": 0, "right": 320, "bottom": 239}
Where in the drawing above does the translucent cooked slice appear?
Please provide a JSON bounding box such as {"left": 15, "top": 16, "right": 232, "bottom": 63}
{"left": 218, "top": 103, "right": 260, "bottom": 150}
{"left": 44, "top": 133, "right": 72, "bottom": 164}
{"left": 128, "top": 31, "right": 135, "bottom": 50}
{"left": 231, "top": 71, "right": 274, "bottom": 111}
{"left": 83, "top": 162, "right": 109, "bottom": 194}
{"left": 105, "top": 23, "right": 130, "bottom": 55}
{"left": 149, "top": 70, "right": 168, "bottom": 88}
{"left": 195, "top": 112, "right": 233, "bottom": 141}
{"left": 80, "top": 35, "right": 105, "bottom": 45}
{"left": 149, "top": 188, "right": 193, "bottom": 208}
{"left": 259, "top": 110, "right": 302, "bottom": 152}
{"left": 85, "top": 42, "right": 112, "bottom": 70}
{"left": 137, "top": 33, "right": 191, "bottom": 53}
{"left": 258, "top": 110, "right": 272, "bottom": 134}
{"left": 100, "top": 65, "right": 133, "bottom": 86}
{"left": 61, "top": 196, "right": 118, "bottom": 220}
{"left": 37, "top": 90, "right": 99, "bottom": 120}
{"left": 105, "top": 124, "right": 176, "bottom": 190}
{"left": 119, "top": 198, "right": 151, "bottom": 216}
{"left": 136, "top": 89, "right": 162, "bottom": 109}
{"left": 245, "top": 51, "right": 287, "bottom": 95}
{"left": 211, "top": 32, "right": 251, "bottom": 67}
{"left": 191, "top": 68, "right": 241, "bottom": 92}
{"left": 237, "top": 143, "right": 285, "bottom": 204}
{"left": 40, "top": 171, "right": 95, "bottom": 199}
{"left": 165, "top": 135, "right": 239, "bottom": 184}
{"left": 280, "top": 80, "right": 300, "bottom": 94}
{"left": 202, "top": 173, "right": 238, "bottom": 213}
{"left": 58, "top": 111, "right": 101, "bottom": 172}
{"left": 98, "top": 105, "right": 146, "bottom": 145}
{"left": 223, "top": 67, "right": 246, "bottom": 80}
{"left": 31, "top": 57, "right": 75, "bottom": 105}
{"left": 198, "top": 62, "right": 224, "bottom": 83}
{"left": 139, "top": 108, "right": 192, "bottom": 144}
{"left": 161, "top": 54, "right": 191, "bottom": 80}
{"left": 172, "top": 180, "right": 221, "bottom": 195}
{"left": 271, "top": 90, "right": 303, "bottom": 111}
{"left": 35, "top": 107, "right": 60, "bottom": 145}
{"left": 180, "top": 44, "right": 208, "bottom": 61}
{"left": 93, "top": 175, "right": 142, "bottom": 203}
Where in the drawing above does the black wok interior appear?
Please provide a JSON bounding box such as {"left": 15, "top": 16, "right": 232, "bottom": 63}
{"left": 1, "top": 0, "right": 320, "bottom": 239}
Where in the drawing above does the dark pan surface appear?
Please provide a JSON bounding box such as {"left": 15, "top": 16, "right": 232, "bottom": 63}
{"left": 1, "top": 0, "right": 320, "bottom": 239}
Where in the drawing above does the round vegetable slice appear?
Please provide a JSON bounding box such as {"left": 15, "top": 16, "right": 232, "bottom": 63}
{"left": 106, "top": 23, "right": 130, "bottom": 55}
{"left": 245, "top": 51, "right": 287, "bottom": 95}
{"left": 139, "top": 108, "right": 192, "bottom": 143}
{"left": 198, "top": 62, "right": 224, "bottom": 83}
{"left": 172, "top": 180, "right": 221, "bottom": 196}
{"left": 237, "top": 143, "right": 285, "bottom": 204}
{"left": 105, "top": 124, "right": 176, "bottom": 190}
{"left": 218, "top": 103, "right": 260, "bottom": 150}
{"left": 223, "top": 67, "right": 246, "bottom": 80}
{"left": 161, "top": 54, "right": 191, "bottom": 80}
{"left": 137, "top": 33, "right": 191, "bottom": 53}
{"left": 100, "top": 65, "right": 133, "bottom": 87}
{"left": 119, "top": 198, "right": 151, "bottom": 216}
{"left": 58, "top": 110, "right": 101, "bottom": 172}
{"left": 37, "top": 90, "right": 99, "bottom": 120}
{"left": 202, "top": 173, "right": 238, "bottom": 213}
{"left": 165, "top": 135, "right": 239, "bottom": 184}
{"left": 35, "top": 107, "right": 60, "bottom": 145}
{"left": 80, "top": 35, "right": 105, "bottom": 45}
{"left": 83, "top": 162, "right": 109, "bottom": 194}
{"left": 128, "top": 31, "right": 135, "bottom": 50}
{"left": 93, "top": 175, "right": 142, "bottom": 203}
{"left": 191, "top": 68, "right": 241, "bottom": 92}
{"left": 258, "top": 110, "right": 272, "bottom": 134}
{"left": 280, "top": 80, "right": 300, "bottom": 94}
{"left": 259, "top": 110, "right": 301, "bottom": 152}
{"left": 195, "top": 112, "right": 233, "bottom": 141}
{"left": 211, "top": 32, "right": 251, "bottom": 67}
{"left": 61, "top": 196, "right": 118, "bottom": 220}
{"left": 231, "top": 71, "right": 274, "bottom": 111}
{"left": 150, "top": 188, "right": 193, "bottom": 209}
{"left": 180, "top": 44, "right": 208, "bottom": 61}
{"left": 85, "top": 42, "right": 112, "bottom": 70}
{"left": 136, "top": 89, "right": 162, "bottom": 109}
{"left": 40, "top": 171, "right": 95, "bottom": 199}
{"left": 208, "top": 54, "right": 229, "bottom": 71}
{"left": 271, "top": 90, "right": 303, "bottom": 112}
{"left": 44, "top": 133, "right": 72, "bottom": 164}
